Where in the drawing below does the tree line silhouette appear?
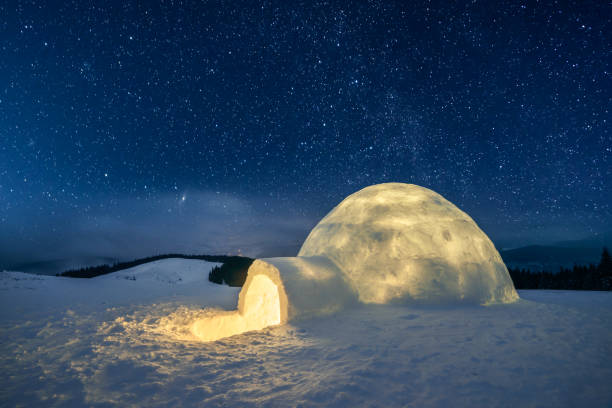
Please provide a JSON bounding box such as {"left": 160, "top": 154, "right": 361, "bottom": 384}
{"left": 59, "top": 253, "right": 253, "bottom": 279}
{"left": 208, "top": 257, "right": 254, "bottom": 286}
{"left": 508, "top": 247, "right": 612, "bottom": 290}
{"left": 57, "top": 248, "right": 612, "bottom": 291}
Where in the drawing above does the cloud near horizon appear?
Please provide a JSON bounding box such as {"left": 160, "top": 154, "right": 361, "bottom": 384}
{"left": 0, "top": 190, "right": 316, "bottom": 272}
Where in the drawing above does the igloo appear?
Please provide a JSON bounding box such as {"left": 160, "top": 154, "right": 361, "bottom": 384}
{"left": 192, "top": 183, "right": 518, "bottom": 341}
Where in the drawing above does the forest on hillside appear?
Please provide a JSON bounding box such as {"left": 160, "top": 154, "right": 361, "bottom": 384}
{"left": 57, "top": 248, "right": 612, "bottom": 291}
{"left": 59, "top": 254, "right": 253, "bottom": 280}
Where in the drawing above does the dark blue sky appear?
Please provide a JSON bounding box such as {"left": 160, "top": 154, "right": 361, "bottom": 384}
{"left": 1, "top": 0, "right": 610, "bottom": 270}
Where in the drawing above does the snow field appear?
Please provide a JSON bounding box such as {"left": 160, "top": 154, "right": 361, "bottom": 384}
{"left": 1, "top": 260, "right": 611, "bottom": 407}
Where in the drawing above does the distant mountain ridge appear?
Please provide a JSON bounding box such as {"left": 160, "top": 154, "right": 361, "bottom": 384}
{"left": 501, "top": 245, "right": 607, "bottom": 273}
{"left": 553, "top": 231, "right": 612, "bottom": 249}
{"left": 498, "top": 231, "right": 611, "bottom": 272}
{"left": 4, "top": 232, "right": 611, "bottom": 276}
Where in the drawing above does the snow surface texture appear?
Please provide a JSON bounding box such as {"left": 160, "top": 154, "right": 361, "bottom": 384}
{"left": 191, "top": 273, "right": 282, "bottom": 342}
{"left": 1, "top": 264, "right": 611, "bottom": 407}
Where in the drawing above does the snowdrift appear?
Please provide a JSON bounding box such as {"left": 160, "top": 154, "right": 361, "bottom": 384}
{"left": 193, "top": 183, "right": 518, "bottom": 341}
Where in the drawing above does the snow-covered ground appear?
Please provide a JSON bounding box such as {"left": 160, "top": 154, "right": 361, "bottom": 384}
{"left": 1, "top": 259, "right": 611, "bottom": 407}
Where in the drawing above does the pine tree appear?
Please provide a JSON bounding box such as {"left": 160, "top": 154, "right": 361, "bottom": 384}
{"left": 599, "top": 247, "right": 612, "bottom": 272}
{"left": 598, "top": 247, "right": 612, "bottom": 290}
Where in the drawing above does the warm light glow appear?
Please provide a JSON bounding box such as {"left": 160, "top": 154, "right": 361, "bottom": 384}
{"left": 187, "top": 183, "right": 518, "bottom": 342}
{"left": 191, "top": 274, "right": 281, "bottom": 342}
{"left": 298, "top": 183, "right": 519, "bottom": 305}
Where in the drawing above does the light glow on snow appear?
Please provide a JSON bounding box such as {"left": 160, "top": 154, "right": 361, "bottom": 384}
{"left": 191, "top": 274, "right": 281, "bottom": 341}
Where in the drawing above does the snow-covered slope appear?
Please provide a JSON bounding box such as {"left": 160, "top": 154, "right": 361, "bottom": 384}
{"left": 0, "top": 258, "right": 239, "bottom": 320}
{"left": 1, "top": 262, "right": 611, "bottom": 407}
{"left": 96, "top": 257, "right": 222, "bottom": 285}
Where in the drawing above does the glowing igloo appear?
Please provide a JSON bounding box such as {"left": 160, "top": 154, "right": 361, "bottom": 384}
{"left": 192, "top": 183, "right": 518, "bottom": 341}
{"left": 298, "top": 183, "right": 519, "bottom": 304}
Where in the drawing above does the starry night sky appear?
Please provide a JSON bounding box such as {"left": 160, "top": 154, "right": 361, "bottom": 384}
{"left": 1, "top": 0, "right": 610, "bottom": 271}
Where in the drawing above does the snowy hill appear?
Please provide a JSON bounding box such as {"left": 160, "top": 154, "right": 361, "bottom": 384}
{"left": 96, "top": 257, "right": 222, "bottom": 285}
{"left": 0, "top": 258, "right": 239, "bottom": 319}
{"left": 1, "top": 258, "right": 611, "bottom": 407}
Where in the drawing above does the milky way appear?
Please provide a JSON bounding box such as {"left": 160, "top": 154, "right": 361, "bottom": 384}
{"left": 1, "top": 0, "right": 610, "bottom": 268}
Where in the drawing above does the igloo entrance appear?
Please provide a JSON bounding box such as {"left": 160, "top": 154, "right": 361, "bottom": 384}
{"left": 191, "top": 274, "right": 282, "bottom": 341}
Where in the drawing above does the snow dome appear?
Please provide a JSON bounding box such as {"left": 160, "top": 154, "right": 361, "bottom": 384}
{"left": 192, "top": 183, "right": 518, "bottom": 341}
{"left": 298, "top": 183, "right": 519, "bottom": 305}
